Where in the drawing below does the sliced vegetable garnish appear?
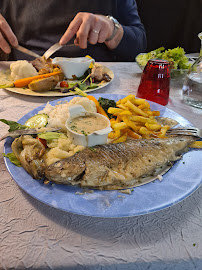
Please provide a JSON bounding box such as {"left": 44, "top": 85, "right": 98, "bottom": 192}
{"left": 37, "top": 132, "right": 62, "bottom": 141}
{"left": 25, "top": 113, "right": 48, "bottom": 128}
{"left": 70, "top": 87, "right": 88, "bottom": 97}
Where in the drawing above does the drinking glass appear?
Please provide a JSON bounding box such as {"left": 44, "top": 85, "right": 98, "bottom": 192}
{"left": 182, "top": 32, "right": 202, "bottom": 109}
{"left": 136, "top": 59, "right": 170, "bottom": 105}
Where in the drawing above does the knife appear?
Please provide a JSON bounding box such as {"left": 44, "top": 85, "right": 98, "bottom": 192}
{"left": 0, "top": 127, "right": 61, "bottom": 141}
{"left": 43, "top": 42, "right": 75, "bottom": 59}
{"left": 12, "top": 45, "right": 40, "bottom": 58}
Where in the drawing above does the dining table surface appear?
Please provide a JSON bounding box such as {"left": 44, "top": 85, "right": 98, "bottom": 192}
{"left": 0, "top": 61, "right": 202, "bottom": 270}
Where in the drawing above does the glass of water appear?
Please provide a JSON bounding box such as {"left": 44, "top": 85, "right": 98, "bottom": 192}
{"left": 182, "top": 33, "right": 202, "bottom": 109}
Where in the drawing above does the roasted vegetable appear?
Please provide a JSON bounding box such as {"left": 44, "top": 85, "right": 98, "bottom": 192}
{"left": 1, "top": 71, "right": 63, "bottom": 89}
{"left": 28, "top": 75, "right": 60, "bottom": 91}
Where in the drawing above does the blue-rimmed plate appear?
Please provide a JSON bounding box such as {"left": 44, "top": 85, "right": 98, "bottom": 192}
{"left": 3, "top": 94, "right": 202, "bottom": 217}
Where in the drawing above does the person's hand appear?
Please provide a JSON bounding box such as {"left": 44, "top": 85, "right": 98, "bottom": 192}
{"left": 0, "top": 14, "right": 18, "bottom": 54}
{"left": 60, "top": 12, "right": 123, "bottom": 50}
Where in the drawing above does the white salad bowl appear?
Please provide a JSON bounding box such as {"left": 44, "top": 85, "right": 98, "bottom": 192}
{"left": 66, "top": 105, "right": 112, "bottom": 147}
{"left": 52, "top": 57, "right": 94, "bottom": 79}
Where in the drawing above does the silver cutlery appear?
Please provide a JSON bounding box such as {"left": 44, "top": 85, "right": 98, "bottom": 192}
{"left": 43, "top": 42, "right": 74, "bottom": 59}
{"left": 13, "top": 45, "right": 40, "bottom": 58}
{"left": 0, "top": 127, "right": 61, "bottom": 141}
{"left": 166, "top": 127, "right": 202, "bottom": 138}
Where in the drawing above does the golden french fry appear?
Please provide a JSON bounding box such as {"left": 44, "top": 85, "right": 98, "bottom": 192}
{"left": 189, "top": 141, "right": 202, "bottom": 148}
{"left": 139, "top": 127, "right": 152, "bottom": 135}
{"left": 129, "top": 115, "right": 157, "bottom": 124}
{"left": 121, "top": 116, "right": 140, "bottom": 133}
{"left": 151, "top": 111, "right": 161, "bottom": 116}
{"left": 119, "top": 110, "right": 133, "bottom": 116}
{"left": 126, "top": 128, "right": 142, "bottom": 139}
{"left": 112, "top": 122, "right": 128, "bottom": 130}
{"left": 108, "top": 95, "right": 163, "bottom": 141}
{"left": 113, "top": 132, "right": 128, "bottom": 143}
{"left": 108, "top": 131, "right": 116, "bottom": 139}
{"left": 158, "top": 125, "right": 170, "bottom": 138}
{"left": 108, "top": 107, "right": 123, "bottom": 115}
{"left": 145, "top": 122, "right": 162, "bottom": 131}
{"left": 125, "top": 100, "right": 148, "bottom": 117}
{"left": 115, "top": 129, "right": 121, "bottom": 138}
{"left": 116, "top": 99, "right": 121, "bottom": 105}
{"left": 138, "top": 101, "right": 150, "bottom": 110}
{"left": 110, "top": 118, "right": 120, "bottom": 126}
{"left": 131, "top": 122, "right": 145, "bottom": 127}
{"left": 120, "top": 94, "right": 136, "bottom": 104}
{"left": 131, "top": 98, "right": 146, "bottom": 105}
{"left": 144, "top": 110, "right": 154, "bottom": 116}
{"left": 117, "top": 104, "right": 129, "bottom": 110}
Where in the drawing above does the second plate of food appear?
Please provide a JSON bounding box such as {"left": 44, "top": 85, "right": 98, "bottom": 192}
{"left": 0, "top": 61, "right": 114, "bottom": 97}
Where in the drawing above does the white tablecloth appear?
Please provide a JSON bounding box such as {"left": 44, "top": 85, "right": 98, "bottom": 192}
{"left": 0, "top": 62, "right": 202, "bottom": 270}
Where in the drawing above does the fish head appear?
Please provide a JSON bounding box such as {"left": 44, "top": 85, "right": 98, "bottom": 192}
{"left": 45, "top": 156, "right": 85, "bottom": 184}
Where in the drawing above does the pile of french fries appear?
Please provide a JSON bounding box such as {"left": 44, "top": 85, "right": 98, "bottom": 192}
{"left": 108, "top": 94, "right": 170, "bottom": 143}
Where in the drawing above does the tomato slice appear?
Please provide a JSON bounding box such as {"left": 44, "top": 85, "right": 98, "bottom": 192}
{"left": 36, "top": 137, "right": 47, "bottom": 148}
{"left": 60, "top": 81, "right": 69, "bottom": 88}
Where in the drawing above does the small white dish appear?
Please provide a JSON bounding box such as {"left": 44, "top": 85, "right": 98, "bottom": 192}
{"left": 52, "top": 57, "right": 94, "bottom": 79}
{"left": 66, "top": 105, "right": 112, "bottom": 147}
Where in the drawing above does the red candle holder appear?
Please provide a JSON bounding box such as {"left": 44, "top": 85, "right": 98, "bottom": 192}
{"left": 136, "top": 59, "right": 170, "bottom": 105}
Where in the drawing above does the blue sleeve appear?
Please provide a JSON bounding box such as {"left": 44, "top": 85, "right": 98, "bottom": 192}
{"left": 112, "top": 0, "right": 147, "bottom": 61}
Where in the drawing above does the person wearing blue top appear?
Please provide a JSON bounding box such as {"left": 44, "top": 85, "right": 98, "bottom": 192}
{"left": 0, "top": 0, "right": 146, "bottom": 61}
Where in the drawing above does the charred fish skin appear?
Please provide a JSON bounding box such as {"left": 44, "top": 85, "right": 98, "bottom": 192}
{"left": 45, "top": 136, "right": 195, "bottom": 189}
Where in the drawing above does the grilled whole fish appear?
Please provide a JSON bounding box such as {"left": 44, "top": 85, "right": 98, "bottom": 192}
{"left": 45, "top": 136, "right": 195, "bottom": 190}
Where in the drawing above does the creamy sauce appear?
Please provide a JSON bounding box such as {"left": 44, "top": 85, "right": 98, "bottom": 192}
{"left": 69, "top": 114, "right": 108, "bottom": 135}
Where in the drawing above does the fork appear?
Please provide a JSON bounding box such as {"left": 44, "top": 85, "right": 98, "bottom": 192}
{"left": 166, "top": 127, "right": 202, "bottom": 138}
{"left": 0, "top": 127, "right": 61, "bottom": 142}
{"left": 43, "top": 42, "right": 74, "bottom": 59}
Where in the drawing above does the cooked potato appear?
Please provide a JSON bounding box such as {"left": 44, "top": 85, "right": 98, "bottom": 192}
{"left": 28, "top": 75, "right": 60, "bottom": 91}
{"left": 53, "top": 67, "right": 64, "bottom": 81}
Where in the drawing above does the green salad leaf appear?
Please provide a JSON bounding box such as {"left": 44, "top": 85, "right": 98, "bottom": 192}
{"left": 0, "top": 119, "right": 26, "bottom": 132}
{"left": 136, "top": 47, "right": 191, "bottom": 70}
{"left": 60, "top": 72, "right": 98, "bottom": 93}
{"left": 2, "top": 153, "right": 21, "bottom": 167}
